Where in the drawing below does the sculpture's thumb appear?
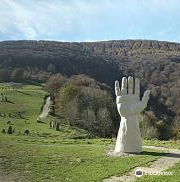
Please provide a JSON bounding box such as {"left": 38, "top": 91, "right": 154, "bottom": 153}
{"left": 141, "top": 90, "right": 150, "bottom": 108}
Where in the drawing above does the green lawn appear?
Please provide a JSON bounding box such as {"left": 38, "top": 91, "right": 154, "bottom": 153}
{"left": 0, "top": 134, "right": 167, "bottom": 182}
{"left": 0, "top": 83, "right": 180, "bottom": 182}
{"left": 143, "top": 139, "right": 180, "bottom": 150}
{"left": 0, "top": 84, "right": 46, "bottom": 133}
{"left": 0, "top": 83, "right": 88, "bottom": 139}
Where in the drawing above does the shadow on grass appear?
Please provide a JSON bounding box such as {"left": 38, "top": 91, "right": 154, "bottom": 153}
{"left": 0, "top": 100, "right": 15, "bottom": 104}
{"left": 167, "top": 152, "right": 180, "bottom": 158}
{"left": 17, "top": 90, "right": 31, "bottom": 96}
{"left": 6, "top": 100, "right": 15, "bottom": 104}
{"left": 142, "top": 151, "right": 167, "bottom": 157}
{"left": 142, "top": 151, "right": 180, "bottom": 158}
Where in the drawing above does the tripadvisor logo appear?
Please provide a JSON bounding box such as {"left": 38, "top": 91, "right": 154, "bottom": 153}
{"left": 135, "top": 169, "right": 173, "bottom": 177}
{"left": 135, "top": 169, "right": 143, "bottom": 177}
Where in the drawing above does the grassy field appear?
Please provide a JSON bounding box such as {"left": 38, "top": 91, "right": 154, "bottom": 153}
{"left": 0, "top": 83, "right": 88, "bottom": 139}
{"left": 0, "top": 83, "right": 180, "bottom": 182}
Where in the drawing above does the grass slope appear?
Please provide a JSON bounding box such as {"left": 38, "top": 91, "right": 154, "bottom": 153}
{"left": 0, "top": 136, "right": 166, "bottom": 182}
{"left": 0, "top": 83, "right": 180, "bottom": 182}
{"left": 0, "top": 83, "right": 88, "bottom": 138}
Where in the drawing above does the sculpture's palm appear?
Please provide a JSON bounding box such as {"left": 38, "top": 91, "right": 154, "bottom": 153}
{"left": 117, "top": 94, "right": 139, "bottom": 116}
{"left": 115, "top": 77, "right": 150, "bottom": 117}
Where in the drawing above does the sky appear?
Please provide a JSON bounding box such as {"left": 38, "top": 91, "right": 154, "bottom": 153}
{"left": 0, "top": 0, "right": 180, "bottom": 42}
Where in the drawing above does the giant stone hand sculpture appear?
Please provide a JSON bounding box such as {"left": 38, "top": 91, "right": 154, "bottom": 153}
{"left": 115, "top": 76, "right": 150, "bottom": 153}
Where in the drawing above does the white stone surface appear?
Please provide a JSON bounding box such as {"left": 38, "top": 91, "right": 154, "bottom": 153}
{"left": 115, "top": 76, "right": 150, "bottom": 153}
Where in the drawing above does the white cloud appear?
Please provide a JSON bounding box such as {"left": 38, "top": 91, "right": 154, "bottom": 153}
{"left": 0, "top": 0, "right": 102, "bottom": 40}
{"left": 0, "top": 0, "right": 180, "bottom": 42}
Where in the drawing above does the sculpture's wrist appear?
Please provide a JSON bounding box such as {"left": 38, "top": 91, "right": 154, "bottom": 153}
{"left": 120, "top": 115, "right": 138, "bottom": 121}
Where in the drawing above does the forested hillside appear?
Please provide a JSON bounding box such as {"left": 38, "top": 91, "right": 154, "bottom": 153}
{"left": 0, "top": 40, "right": 180, "bottom": 139}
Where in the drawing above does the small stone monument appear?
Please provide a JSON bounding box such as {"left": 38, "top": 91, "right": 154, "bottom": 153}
{"left": 7, "top": 126, "right": 13, "bottom": 134}
{"left": 114, "top": 76, "right": 150, "bottom": 153}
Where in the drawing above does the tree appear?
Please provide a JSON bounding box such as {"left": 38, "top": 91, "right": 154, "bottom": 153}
{"left": 47, "top": 64, "right": 56, "bottom": 73}
{"left": 45, "top": 74, "right": 67, "bottom": 97}
{"left": 46, "top": 74, "right": 67, "bottom": 115}
{"left": 56, "top": 78, "right": 115, "bottom": 137}
{"left": 11, "top": 68, "right": 24, "bottom": 82}
{"left": 0, "top": 69, "right": 11, "bottom": 82}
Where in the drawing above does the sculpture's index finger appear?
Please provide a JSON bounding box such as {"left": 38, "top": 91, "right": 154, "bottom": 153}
{"left": 115, "top": 80, "right": 121, "bottom": 96}
{"left": 121, "top": 77, "right": 127, "bottom": 95}
{"left": 135, "top": 78, "right": 140, "bottom": 97}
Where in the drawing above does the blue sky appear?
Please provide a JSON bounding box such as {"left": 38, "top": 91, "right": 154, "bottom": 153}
{"left": 0, "top": 0, "right": 180, "bottom": 42}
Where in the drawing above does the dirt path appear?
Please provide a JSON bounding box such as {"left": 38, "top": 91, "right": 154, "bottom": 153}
{"left": 39, "top": 96, "right": 51, "bottom": 119}
{"left": 103, "top": 145, "right": 180, "bottom": 182}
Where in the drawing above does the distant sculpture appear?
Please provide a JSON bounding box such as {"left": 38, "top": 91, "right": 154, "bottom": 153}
{"left": 115, "top": 76, "right": 150, "bottom": 153}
